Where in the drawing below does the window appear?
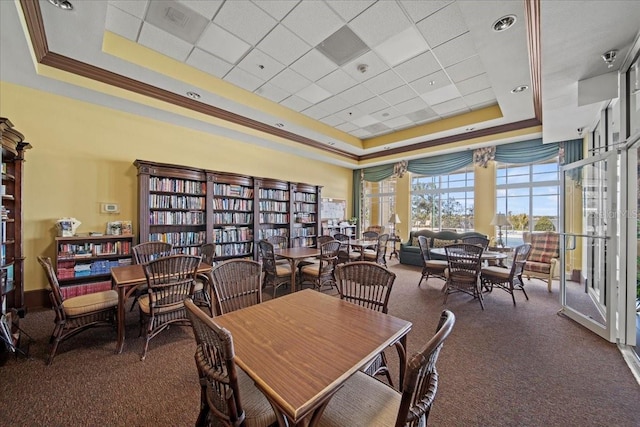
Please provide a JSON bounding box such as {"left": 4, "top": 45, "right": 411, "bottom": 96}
{"left": 496, "top": 160, "right": 559, "bottom": 246}
{"left": 363, "top": 178, "right": 396, "bottom": 232}
{"left": 410, "top": 166, "right": 475, "bottom": 232}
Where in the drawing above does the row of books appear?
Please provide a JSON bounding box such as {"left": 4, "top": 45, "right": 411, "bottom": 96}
{"left": 259, "top": 213, "right": 289, "bottom": 224}
{"left": 149, "top": 231, "right": 206, "bottom": 246}
{"left": 291, "top": 226, "right": 316, "bottom": 238}
{"left": 58, "top": 241, "right": 132, "bottom": 258}
{"left": 212, "top": 183, "right": 253, "bottom": 198}
{"left": 212, "top": 198, "right": 253, "bottom": 211}
{"left": 293, "top": 193, "right": 316, "bottom": 203}
{"left": 215, "top": 242, "right": 253, "bottom": 257}
{"left": 258, "top": 188, "right": 289, "bottom": 201}
{"left": 57, "top": 258, "right": 132, "bottom": 279}
{"left": 59, "top": 281, "right": 112, "bottom": 299}
{"left": 213, "top": 212, "right": 253, "bottom": 224}
{"left": 259, "top": 201, "right": 288, "bottom": 212}
{"left": 149, "top": 211, "right": 205, "bottom": 225}
{"left": 214, "top": 227, "right": 253, "bottom": 243}
{"left": 258, "top": 228, "right": 288, "bottom": 240}
{"left": 293, "top": 203, "right": 317, "bottom": 213}
{"left": 149, "top": 177, "right": 206, "bottom": 195}
{"left": 149, "top": 194, "right": 205, "bottom": 210}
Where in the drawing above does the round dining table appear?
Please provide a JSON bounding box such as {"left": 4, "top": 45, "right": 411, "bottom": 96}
{"left": 430, "top": 247, "right": 508, "bottom": 263}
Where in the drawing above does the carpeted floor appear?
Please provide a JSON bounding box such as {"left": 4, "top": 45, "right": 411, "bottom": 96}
{"left": 1, "top": 259, "right": 638, "bottom": 426}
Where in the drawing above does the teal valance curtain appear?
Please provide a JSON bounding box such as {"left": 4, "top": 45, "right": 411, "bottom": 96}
{"left": 407, "top": 151, "right": 474, "bottom": 176}
{"left": 494, "top": 138, "right": 559, "bottom": 164}
{"left": 560, "top": 138, "right": 584, "bottom": 184}
{"left": 361, "top": 163, "right": 395, "bottom": 182}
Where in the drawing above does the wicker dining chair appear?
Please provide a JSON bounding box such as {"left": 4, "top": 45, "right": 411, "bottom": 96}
{"left": 316, "top": 235, "right": 335, "bottom": 246}
{"left": 362, "top": 230, "right": 379, "bottom": 240}
{"left": 299, "top": 240, "right": 341, "bottom": 292}
{"left": 185, "top": 299, "right": 277, "bottom": 427}
{"left": 131, "top": 241, "right": 173, "bottom": 311}
{"left": 193, "top": 243, "right": 216, "bottom": 310}
{"left": 461, "top": 235, "right": 490, "bottom": 249}
{"left": 318, "top": 310, "right": 456, "bottom": 427}
{"left": 139, "top": 254, "right": 201, "bottom": 360}
{"left": 333, "top": 232, "right": 360, "bottom": 264}
{"left": 258, "top": 239, "right": 292, "bottom": 299}
{"left": 444, "top": 243, "right": 485, "bottom": 309}
{"left": 363, "top": 233, "right": 390, "bottom": 267}
{"left": 37, "top": 256, "right": 118, "bottom": 365}
{"left": 335, "top": 261, "right": 397, "bottom": 386}
{"left": 210, "top": 259, "right": 263, "bottom": 315}
{"left": 417, "top": 235, "right": 448, "bottom": 287}
{"left": 481, "top": 243, "right": 532, "bottom": 305}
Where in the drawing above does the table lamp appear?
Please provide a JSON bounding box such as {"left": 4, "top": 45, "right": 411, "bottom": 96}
{"left": 490, "top": 213, "right": 511, "bottom": 247}
{"left": 388, "top": 213, "right": 401, "bottom": 237}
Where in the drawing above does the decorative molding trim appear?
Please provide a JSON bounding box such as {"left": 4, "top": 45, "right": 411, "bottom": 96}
{"left": 524, "top": 0, "right": 543, "bottom": 122}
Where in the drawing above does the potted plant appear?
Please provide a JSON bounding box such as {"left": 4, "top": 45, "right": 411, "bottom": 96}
{"left": 349, "top": 217, "right": 358, "bottom": 225}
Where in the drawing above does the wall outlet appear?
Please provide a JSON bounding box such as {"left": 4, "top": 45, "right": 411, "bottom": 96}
{"left": 101, "top": 203, "right": 120, "bottom": 213}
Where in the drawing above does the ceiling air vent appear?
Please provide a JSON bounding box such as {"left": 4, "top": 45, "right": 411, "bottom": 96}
{"left": 317, "top": 26, "right": 369, "bottom": 67}
{"left": 145, "top": 0, "right": 208, "bottom": 44}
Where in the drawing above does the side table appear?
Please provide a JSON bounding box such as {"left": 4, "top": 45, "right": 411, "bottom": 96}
{"left": 388, "top": 235, "right": 401, "bottom": 260}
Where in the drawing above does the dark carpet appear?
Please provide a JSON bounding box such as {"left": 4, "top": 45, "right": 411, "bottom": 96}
{"left": 1, "top": 260, "right": 638, "bottom": 426}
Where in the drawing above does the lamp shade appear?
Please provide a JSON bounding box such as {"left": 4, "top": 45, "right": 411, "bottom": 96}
{"left": 490, "top": 213, "right": 511, "bottom": 227}
{"left": 388, "top": 213, "right": 401, "bottom": 224}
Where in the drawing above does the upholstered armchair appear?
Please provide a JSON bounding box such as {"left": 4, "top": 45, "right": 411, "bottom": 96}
{"left": 522, "top": 232, "right": 560, "bottom": 292}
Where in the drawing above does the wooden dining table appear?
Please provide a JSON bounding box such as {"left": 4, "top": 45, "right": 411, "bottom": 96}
{"left": 274, "top": 246, "right": 321, "bottom": 292}
{"left": 110, "top": 262, "right": 212, "bottom": 354}
{"left": 430, "top": 247, "right": 508, "bottom": 263}
{"left": 214, "top": 289, "right": 412, "bottom": 427}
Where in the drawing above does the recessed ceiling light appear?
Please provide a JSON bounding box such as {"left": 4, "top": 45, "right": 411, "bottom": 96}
{"left": 327, "top": 142, "right": 336, "bottom": 146}
{"left": 383, "top": 146, "right": 391, "bottom": 150}
{"left": 186, "top": 91, "right": 201, "bottom": 99}
{"left": 47, "top": 0, "right": 73, "bottom": 10}
{"left": 429, "top": 80, "right": 436, "bottom": 86}
{"left": 492, "top": 15, "right": 516, "bottom": 32}
{"left": 511, "top": 85, "right": 529, "bottom": 93}
{"left": 466, "top": 127, "right": 475, "bottom": 131}
{"left": 275, "top": 123, "right": 285, "bottom": 128}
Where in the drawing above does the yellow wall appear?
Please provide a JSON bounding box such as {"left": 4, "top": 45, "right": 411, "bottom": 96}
{"left": 474, "top": 162, "right": 497, "bottom": 239}
{"left": 0, "top": 82, "right": 352, "bottom": 293}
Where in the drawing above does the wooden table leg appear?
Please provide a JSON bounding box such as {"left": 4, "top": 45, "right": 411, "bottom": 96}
{"left": 115, "top": 282, "right": 126, "bottom": 354}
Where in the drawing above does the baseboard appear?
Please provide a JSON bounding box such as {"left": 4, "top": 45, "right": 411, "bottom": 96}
{"left": 618, "top": 343, "right": 640, "bottom": 386}
{"left": 24, "top": 289, "right": 50, "bottom": 310}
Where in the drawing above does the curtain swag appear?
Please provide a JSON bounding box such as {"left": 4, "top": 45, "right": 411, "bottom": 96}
{"left": 473, "top": 146, "right": 496, "bottom": 168}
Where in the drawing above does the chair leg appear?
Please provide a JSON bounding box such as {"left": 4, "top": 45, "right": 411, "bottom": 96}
{"left": 47, "top": 337, "right": 61, "bottom": 365}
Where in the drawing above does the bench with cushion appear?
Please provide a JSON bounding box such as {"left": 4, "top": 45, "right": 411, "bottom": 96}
{"left": 399, "top": 229, "right": 487, "bottom": 267}
{"left": 523, "top": 231, "right": 560, "bottom": 292}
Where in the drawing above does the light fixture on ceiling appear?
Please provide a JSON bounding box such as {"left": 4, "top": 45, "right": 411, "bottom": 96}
{"left": 492, "top": 15, "right": 516, "bottom": 32}
{"left": 275, "top": 123, "right": 285, "bottom": 128}
{"left": 383, "top": 146, "right": 391, "bottom": 150}
{"left": 357, "top": 64, "right": 369, "bottom": 74}
{"left": 428, "top": 80, "right": 436, "bottom": 86}
{"left": 511, "top": 85, "right": 529, "bottom": 93}
{"left": 47, "top": 0, "right": 73, "bottom": 10}
{"left": 466, "top": 127, "right": 475, "bottom": 131}
{"left": 601, "top": 50, "right": 618, "bottom": 68}
{"left": 327, "top": 141, "right": 336, "bottom": 146}
{"left": 186, "top": 91, "right": 200, "bottom": 100}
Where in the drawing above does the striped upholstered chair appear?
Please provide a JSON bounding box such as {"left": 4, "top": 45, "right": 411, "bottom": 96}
{"left": 522, "top": 232, "right": 560, "bottom": 292}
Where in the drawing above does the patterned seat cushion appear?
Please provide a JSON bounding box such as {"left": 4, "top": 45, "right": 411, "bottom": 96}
{"left": 528, "top": 233, "right": 559, "bottom": 263}
{"left": 525, "top": 260, "right": 552, "bottom": 274}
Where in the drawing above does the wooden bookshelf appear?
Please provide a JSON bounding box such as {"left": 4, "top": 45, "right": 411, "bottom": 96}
{"left": 54, "top": 235, "right": 135, "bottom": 299}
{"left": 135, "top": 160, "right": 322, "bottom": 261}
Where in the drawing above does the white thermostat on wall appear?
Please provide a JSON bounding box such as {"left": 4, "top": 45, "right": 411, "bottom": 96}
{"left": 101, "top": 203, "right": 120, "bottom": 213}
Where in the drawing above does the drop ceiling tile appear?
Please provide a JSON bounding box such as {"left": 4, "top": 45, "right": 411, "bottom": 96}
{"left": 106, "top": 5, "right": 142, "bottom": 41}
{"left": 356, "top": 96, "right": 389, "bottom": 115}
{"left": 410, "top": 70, "right": 451, "bottom": 94}
{"left": 237, "top": 49, "right": 285, "bottom": 80}
{"left": 138, "top": 23, "right": 193, "bottom": 62}
{"left": 393, "top": 51, "right": 441, "bottom": 83}
{"left": 338, "top": 84, "right": 376, "bottom": 104}
{"left": 186, "top": 48, "right": 233, "bottom": 78}
{"left": 319, "top": 115, "right": 346, "bottom": 127}
{"left": 362, "top": 69, "right": 405, "bottom": 95}
{"left": 395, "top": 97, "right": 429, "bottom": 114}
{"left": 406, "top": 108, "right": 437, "bottom": 122}
{"left": 351, "top": 128, "right": 372, "bottom": 138}
{"left": 326, "top": 0, "right": 375, "bottom": 22}
{"left": 280, "top": 95, "right": 312, "bottom": 111}
{"left": 456, "top": 73, "right": 491, "bottom": 96}
{"left": 374, "top": 27, "right": 429, "bottom": 67}
{"left": 383, "top": 115, "right": 413, "bottom": 128}
{"left": 430, "top": 97, "right": 467, "bottom": 115}
{"left": 416, "top": 3, "right": 468, "bottom": 48}
{"left": 179, "top": 0, "right": 223, "bottom": 19}
{"left": 109, "top": 0, "right": 148, "bottom": 19}
{"left": 336, "top": 106, "right": 366, "bottom": 121}
{"left": 224, "top": 67, "right": 265, "bottom": 92}
{"left": 381, "top": 85, "right": 418, "bottom": 105}
{"left": 282, "top": 1, "right": 343, "bottom": 47}
{"left": 252, "top": 0, "right": 299, "bottom": 20}
{"left": 446, "top": 55, "right": 485, "bottom": 83}
{"left": 399, "top": 0, "right": 451, "bottom": 23}
{"left": 463, "top": 88, "right": 496, "bottom": 107}
{"left": 363, "top": 122, "right": 390, "bottom": 134}
{"left": 214, "top": 0, "right": 277, "bottom": 45}
{"left": 351, "top": 114, "right": 378, "bottom": 127}
{"left": 371, "top": 107, "right": 402, "bottom": 121}
{"left": 420, "top": 84, "right": 461, "bottom": 106}
{"left": 349, "top": 1, "right": 411, "bottom": 47}
{"left": 316, "top": 68, "right": 358, "bottom": 94}
{"left": 302, "top": 104, "right": 331, "bottom": 120}
{"left": 336, "top": 122, "right": 358, "bottom": 133}
{"left": 197, "top": 23, "right": 251, "bottom": 64}
{"left": 270, "top": 68, "right": 312, "bottom": 93}
{"left": 296, "top": 83, "right": 332, "bottom": 103}
{"left": 255, "top": 82, "right": 291, "bottom": 103}
{"left": 432, "top": 32, "right": 477, "bottom": 68}
{"left": 290, "top": 49, "right": 338, "bottom": 82}
{"left": 257, "top": 25, "right": 310, "bottom": 66}
{"left": 342, "top": 51, "right": 388, "bottom": 82}
{"left": 315, "top": 95, "right": 351, "bottom": 113}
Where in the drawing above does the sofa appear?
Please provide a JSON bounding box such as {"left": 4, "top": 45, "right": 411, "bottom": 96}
{"left": 399, "top": 229, "right": 488, "bottom": 267}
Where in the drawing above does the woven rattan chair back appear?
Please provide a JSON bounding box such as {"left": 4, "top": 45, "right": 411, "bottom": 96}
{"left": 374, "top": 233, "right": 390, "bottom": 266}
{"left": 184, "top": 298, "right": 246, "bottom": 426}
{"left": 362, "top": 230, "right": 379, "bottom": 240}
{"left": 333, "top": 232, "right": 352, "bottom": 264}
{"left": 258, "top": 240, "right": 291, "bottom": 298}
{"left": 132, "top": 241, "right": 173, "bottom": 264}
{"left": 396, "top": 310, "right": 456, "bottom": 426}
{"left": 140, "top": 254, "right": 201, "bottom": 360}
{"left": 210, "top": 259, "right": 263, "bottom": 314}
{"left": 444, "top": 243, "right": 485, "bottom": 309}
{"left": 200, "top": 243, "right": 216, "bottom": 266}
{"left": 37, "top": 256, "right": 118, "bottom": 365}
{"left": 417, "top": 235, "right": 447, "bottom": 286}
{"left": 513, "top": 243, "right": 532, "bottom": 278}
{"left": 316, "top": 235, "right": 334, "bottom": 246}
{"left": 481, "top": 243, "right": 533, "bottom": 305}
{"left": 461, "top": 236, "right": 490, "bottom": 249}
{"left": 266, "top": 234, "right": 288, "bottom": 249}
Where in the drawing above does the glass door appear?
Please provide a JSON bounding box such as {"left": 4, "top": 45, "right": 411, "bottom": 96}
{"left": 559, "top": 151, "right": 617, "bottom": 341}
